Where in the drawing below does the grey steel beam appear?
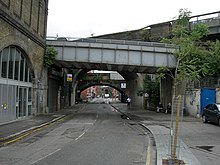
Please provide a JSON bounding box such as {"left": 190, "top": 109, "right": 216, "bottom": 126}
{"left": 47, "top": 39, "right": 177, "bottom": 73}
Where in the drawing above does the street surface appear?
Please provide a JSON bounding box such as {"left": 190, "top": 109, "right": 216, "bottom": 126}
{"left": 179, "top": 121, "right": 220, "bottom": 165}
{"left": 1, "top": 98, "right": 220, "bottom": 165}
{"left": 154, "top": 118, "right": 220, "bottom": 165}
{"left": 0, "top": 102, "right": 148, "bottom": 165}
{"left": 117, "top": 104, "right": 220, "bottom": 165}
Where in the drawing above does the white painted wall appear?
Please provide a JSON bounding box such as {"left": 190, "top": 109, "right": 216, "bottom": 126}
{"left": 185, "top": 89, "right": 200, "bottom": 117}
{"left": 216, "top": 88, "right": 220, "bottom": 103}
{"left": 110, "top": 72, "right": 124, "bottom": 80}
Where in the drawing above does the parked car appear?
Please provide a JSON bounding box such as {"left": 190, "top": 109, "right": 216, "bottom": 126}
{"left": 202, "top": 103, "right": 220, "bottom": 126}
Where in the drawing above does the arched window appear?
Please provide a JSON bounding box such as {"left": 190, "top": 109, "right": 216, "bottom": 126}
{"left": 0, "top": 46, "right": 32, "bottom": 82}
{"left": 0, "top": 46, "right": 33, "bottom": 121}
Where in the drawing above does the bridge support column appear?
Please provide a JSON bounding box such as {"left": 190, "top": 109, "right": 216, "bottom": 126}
{"left": 35, "top": 67, "right": 48, "bottom": 114}
{"left": 160, "top": 75, "right": 173, "bottom": 108}
{"left": 127, "top": 74, "right": 144, "bottom": 109}
{"left": 71, "top": 80, "right": 77, "bottom": 106}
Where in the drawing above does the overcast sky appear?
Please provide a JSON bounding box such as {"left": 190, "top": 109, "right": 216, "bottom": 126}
{"left": 47, "top": 0, "right": 220, "bottom": 38}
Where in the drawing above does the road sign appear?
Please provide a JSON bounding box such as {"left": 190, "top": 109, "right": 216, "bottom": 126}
{"left": 67, "top": 74, "right": 73, "bottom": 82}
{"left": 121, "top": 83, "right": 126, "bottom": 88}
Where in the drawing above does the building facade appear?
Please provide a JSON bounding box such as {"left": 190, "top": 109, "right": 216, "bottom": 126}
{"left": 0, "top": 0, "right": 49, "bottom": 124}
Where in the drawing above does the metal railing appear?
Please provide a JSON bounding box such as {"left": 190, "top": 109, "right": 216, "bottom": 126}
{"left": 189, "top": 11, "right": 220, "bottom": 23}
{"left": 46, "top": 36, "right": 175, "bottom": 48}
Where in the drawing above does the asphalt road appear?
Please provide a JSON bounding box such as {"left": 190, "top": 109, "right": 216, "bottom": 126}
{"left": 0, "top": 103, "right": 149, "bottom": 165}
{"left": 111, "top": 102, "right": 220, "bottom": 165}
{"left": 134, "top": 110, "right": 220, "bottom": 165}
{"left": 178, "top": 121, "right": 220, "bottom": 165}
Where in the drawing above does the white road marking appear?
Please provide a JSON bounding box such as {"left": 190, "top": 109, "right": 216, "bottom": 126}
{"left": 31, "top": 148, "right": 61, "bottom": 164}
{"left": 64, "top": 122, "right": 94, "bottom": 125}
{"left": 75, "top": 129, "right": 89, "bottom": 141}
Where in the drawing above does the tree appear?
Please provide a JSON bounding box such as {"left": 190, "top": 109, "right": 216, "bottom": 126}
{"left": 157, "top": 8, "right": 220, "bottom": 162}
{"left": 143, "top": 74, "right": 160, "bottom": 107}
{"left": 44, "top": 47, "right": 58, "bottom": 67}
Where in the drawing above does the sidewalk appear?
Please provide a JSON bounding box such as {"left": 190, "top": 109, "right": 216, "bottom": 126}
{"left": 144, "top": 124, "right": 201, "bottom": 165}
{"left": 111, "top": 103, "right": 201, "bottom": 165}
{"left": 0, "top": 104, "right": 84, "bottom": 146}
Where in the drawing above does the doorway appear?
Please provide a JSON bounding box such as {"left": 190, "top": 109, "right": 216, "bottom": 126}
{"left": 16, "top": 87, "right": 28, "bottom": 118}
{"left": 200, "top": 88, "right": 216, "bottom": 115}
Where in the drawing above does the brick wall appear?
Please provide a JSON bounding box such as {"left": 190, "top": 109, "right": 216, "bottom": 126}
{"left": 0, "top": 18, "right": 44, "bottom": 79}
{"left": 0, "top": 0, "right": 49, "bottom": 114}
{"left": 0, "top": 0, "right": 48, "bottom": 41}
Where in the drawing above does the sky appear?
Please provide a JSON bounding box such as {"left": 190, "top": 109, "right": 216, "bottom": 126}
{"left": 47, "top": 0, "right": 220, "bottom": 38}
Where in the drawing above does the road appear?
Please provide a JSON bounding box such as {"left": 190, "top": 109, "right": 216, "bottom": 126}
{"left": 120, "top": 106, "right": 220, "bottom": 165}
{"left": 1, "top": 100, "right": 219, "bottom": 165}
{"left": 0, "top": 103, "right": 149, "bottom": 165}
{"left": 110, "top": 103, "right": 220, "bottom": 165}
{"left": 179, "top": 121, "right": 220, "bottom": 165}
{"left": 154, "top": 117, "right": 220, "bottom": 165}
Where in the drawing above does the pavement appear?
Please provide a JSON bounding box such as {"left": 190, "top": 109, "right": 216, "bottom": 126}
{"left": 0, "top": 103, "right": 201, "bottom": 165}
{"left": 0, "top": 104, "right": 84, "bottom": 146}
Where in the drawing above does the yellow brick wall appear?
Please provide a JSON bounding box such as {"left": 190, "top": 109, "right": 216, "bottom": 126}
{"left": 0, "top": 0, "right": 48, "bottom": 40}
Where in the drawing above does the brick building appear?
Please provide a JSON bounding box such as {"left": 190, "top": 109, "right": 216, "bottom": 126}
{"left": 0, "top": 0, "right": 49, "bottom": 124}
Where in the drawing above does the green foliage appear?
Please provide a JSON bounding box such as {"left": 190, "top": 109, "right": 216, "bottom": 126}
{"left": 211, "top": 40, "right": 220, "bottom": 76}
{"left": 143, "top": 75, "right": 160, "bottom": 106}
{"left": 93, "top": 73, "right": 102, "bottom": 82}
{"left": 141, "top": 29, "right": 150, "bottom": 41}
{"left": 158, "top": 8, "right": 220, "bottom": 83}
{"left": 137, "top": 88, "right": 144, "bottom": 96}
{"left": 156, "top": 66, "right": 174, "bottom": 80}
{"left": 175, "top": 8, "right": 191, "bottom": 23}
{"left": 44, "top": 47, "right": 58, "bottom": 67}
{"left": 122, "top": 31, "right": 133, "bottom": 40}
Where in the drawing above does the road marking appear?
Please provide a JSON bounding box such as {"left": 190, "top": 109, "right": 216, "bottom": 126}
{"left": 64, "top": 122, "right": 94, "bottom": 125}
{"left": 31, "top": 148, "right": 61, "bottom": 164}
{"left": 75, "top": 128, "right": 89, "bottom": 141}
{"left": 4, "top": 128, "right": 41, "bottom": 145}
{"left": 75, "top": 132, "right": 86, "bottom": 141}
{"left": 146, "top": 145, "right": 151, "bottom": 165}
{"left": 2, "top": 115, "right": 69, "bottom": 145}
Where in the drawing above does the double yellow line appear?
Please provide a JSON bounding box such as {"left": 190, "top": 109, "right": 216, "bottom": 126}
{"left": 0, "top": 105, "right": 85, "bottom": 146}
{"left": 1, "top": 114, "right": 71, "bottom": 146}
{"left": 1, "top": 105, "right": 86, "bottom": 146}
{"left": 146, "top": 145, "right": 151, "bottom": 165}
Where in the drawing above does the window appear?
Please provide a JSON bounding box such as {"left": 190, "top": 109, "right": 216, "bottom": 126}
{"left": 25, "top": 63, "right": 28, "bottom": 82}
{"left": 28, "top": 87, "right": 32, "bottom": 102}
{"left": 1, "top": 47, "right": 9, "bottom": 78}
{"left": 8, "top": 48, "right": 15, "bottom": 79}
{"left": 208, "top": 104, "right": 214, "bottom": 111}
{"left": 213, "top": 105, "right": 218, "bottom": 111}
{"left": 29, "top": 72, "right": 32, "bottom": 82}
{"left": 205, "top": 104, "right": 212, "bottom": 110}
{"left": 14, "top": 49, "right": 20, "bottom": 80}
{"left": 0, "top": 46, "right": 32, "bottom": 82}
{"left": 0, "top": 49, "right": 2, "bottom": 75}
{"left": 0, "top": 46, "right": 33, "bottom": 119}
{"left": 20, "top": 56, "right": 24, "bottom": 81}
